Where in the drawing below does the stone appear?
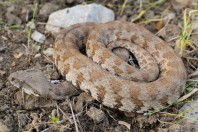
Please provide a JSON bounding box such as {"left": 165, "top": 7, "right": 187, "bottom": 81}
{"left": 31, "top": 31, "right": 46, "bottom": 43}
{"left": 171, "top": 0, "right": 192, "bottom": 11}
{"left": 43, "top": 48, "right": 54, "bottom": 57}
{"left": 86, "top": 107, "right": 106, "bottom": 123}
{"left": 26, "top": 21, "right": 36, "bottom": 29}
{"left": 0, "top": 122, "right": 10, "bottom": 132}
{"left": 179, "top": 101, "right": 198, "bottom": 131}
{"left": 46, "top": 4, "right": 115, "bottom": 34}
{"left": 39, "top": 3, "right": 59, "bottom": 16}
{"left": 0, "top": 57, "right": 3, "bottom": 62}
{"left": 6, "top": 12, "right": 22, "bottom": 24}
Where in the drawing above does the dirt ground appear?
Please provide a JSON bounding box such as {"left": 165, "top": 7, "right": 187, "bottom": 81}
{"left": 0, "top": 0, "right": 198, "bottom": 132}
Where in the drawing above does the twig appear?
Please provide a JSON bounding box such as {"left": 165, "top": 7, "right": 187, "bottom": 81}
{"left": 177, "top": 88, "right": 198, "bottom": 102}
{"left": 185, "top": 57, "right": 198, "bottom": 61}
{"left": 55, "top": 101, "right": 72, "bottom": 123}
{"left": 69, "top": 102, "right": 79, "bottom": 132}
{"left": 118, "top": 121, "right": 131, "bottom": 130}
{"left": 155, "top": 17, "right": 171, "bottom": 36}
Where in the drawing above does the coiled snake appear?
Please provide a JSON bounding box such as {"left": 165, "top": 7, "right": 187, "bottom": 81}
{"left": 54, "top": 20, "right": 186, "bottom": 113}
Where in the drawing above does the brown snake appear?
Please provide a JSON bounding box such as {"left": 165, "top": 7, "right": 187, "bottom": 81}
{"left": 54, "top": 20, "right": 187, "bottom": 113}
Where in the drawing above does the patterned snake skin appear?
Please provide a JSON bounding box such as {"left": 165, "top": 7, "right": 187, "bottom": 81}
{"left": 54, "top": 20, "right": 186, "bottom": 113}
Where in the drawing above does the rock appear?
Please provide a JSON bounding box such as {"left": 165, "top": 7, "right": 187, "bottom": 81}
{"left": 31, "top": 31, "right": 46, "bottom": 43}
{"left": 13, "top": 52, "right": 23, "bottom": 59}
{"left": 179, "top": 102, "right": 198, "bottom": 123}
{"left": 6, "top": 5, "right": 15, "bottom": 12}
{"left": 39, "top": 3, "right": 59, "bottom": 16}
{"left": 46, "top": 4, "right": 115, "bottom": 34}
{"left": 21, "top": 4, "right": 34, "bottom": 22}
{"left": 66, "top": 0, "right": 75, "bottom": 4}
{"left": 171, "top": 0, "right": 192, "bottom": 11}
{"left": 32, "top": 44, "right": 41, "bottom": 52}
{"left": 193, "top": 21, "right": 198, "bottom": 31}
{"left": 26, "top": 21, "right": 36, "bottom": 29}
{"left": 0, "top": 80, "right": 4, "bottom": 90}
{"left": 86, "top": 107, "right": 106, "bottom": 123}
{"left": 0, "top": 122, "right": 10, "bottom": 132}
{"left": 34, "top": 53, "right": 41, "bottom": 58}
{"left": 0, "top": 57, "right": 3, "bottom": 62}
{"left": 0, "top": 70, "right": 6, "bottom": 76}
{"left": 179, "top": 101, "right": 198, "bottom": 131}
{"left": 74, "top": 92, "right": 94, "bottom": 112}
{"left": 5, "top": 12, "right": 22, "bottom": 24}
{"left": 0, "top": 46, "right": 7, "bottom": 53}
{"left": 191, "top": 34, "right": 198, "bottom": 48}
{"left": 43, "top": 48, "right": 54, "bottom": 57}
{"left": 0, "top": 4, "right": 6, "bottom": 18}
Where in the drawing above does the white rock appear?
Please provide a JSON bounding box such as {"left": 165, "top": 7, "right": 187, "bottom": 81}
{"left": 34, "top": 53, "right": 41, "bottom": 58}
{"left": 46, "top": 4, "right": 115, "bottom": 34}
{"left": 0, "top": 123, "right": 10, "bottom": 132}
{"left": 179, "top": 101, "right": 198, "bottom": 131}
{"left": 31, "top": 31, "right": 46, "bottom": 43}
{"left": 43, "top": 48, "right": 54, "bottom": 56}
{"left": 179, "top": 101, "right": 198, "bottom": 123}
{"left": 26, "top": 21, "right": 36, "bottom": 29}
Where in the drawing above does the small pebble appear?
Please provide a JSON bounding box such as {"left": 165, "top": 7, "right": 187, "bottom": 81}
{"left": 6, "top": 12, "right": 22, "bottom": 24}
{"left": 0, "top": 46, "right": 7, "bottom": 53}
{"left": 0, "top": 57, "right": 3, "bottom": 62}
{"left": 43, "top": 48, "right": 54, "bottom": 56}
{"left": 178, "top": 101, "right": 198, "bottom": 132}
{"left": 31, "top": 31, "right": 46, "bottom": 43}
{"left": 26, "top": 21, "right": 36, "bottom": 29}
{"left": 87, "top": 107, "right": 106, "bottom": 123}
{"left": 0, "top": 123, "right": 10, "bottom": 132}
{"left": 34, "top": 53, "right": 41, "bottom": 58}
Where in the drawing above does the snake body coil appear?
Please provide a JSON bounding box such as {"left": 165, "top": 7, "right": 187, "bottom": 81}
{"left": 54, "top": 20, "right": 186, "bottom": 113}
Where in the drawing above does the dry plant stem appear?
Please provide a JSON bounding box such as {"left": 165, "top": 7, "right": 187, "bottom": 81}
{"left": 69, "top": 102, "right": 79, "bottom": 132}
{"left": 118, "top": 121, "right": 131, "bottom": 130}
{"left": 160, "top": 111, "right": 198, "bottom": 123}
{"left": 43, "top": 54, "right": 54, "bottom": 64}
{"left": 186, "top": 57, "right": 198, "bottom": 61}
{"left": 55, "top": 102, "right": 69, "bottom": 118}
{"left": 177, "top": 88, "right": 198, "bottom": 102}
{"left": 155, "top": 18, "right": 171, "bottom": 36}
{"left": 146, "top": 89, "right": 198, "bottom": 115}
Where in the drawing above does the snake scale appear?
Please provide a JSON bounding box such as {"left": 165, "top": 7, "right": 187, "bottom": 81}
{"left": 54, "top": 20, "right": 187, "bottom": 113}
